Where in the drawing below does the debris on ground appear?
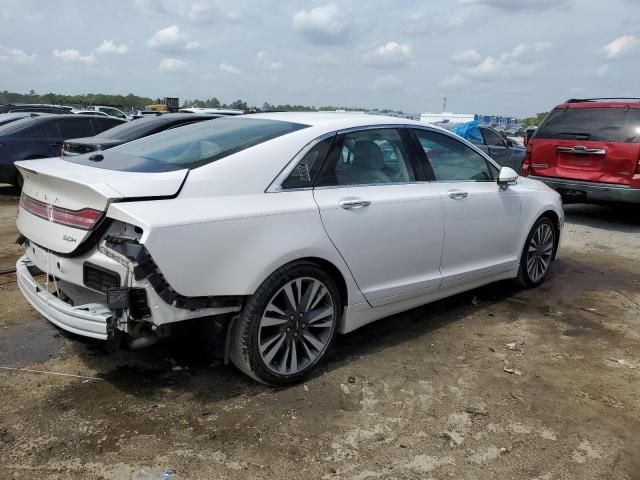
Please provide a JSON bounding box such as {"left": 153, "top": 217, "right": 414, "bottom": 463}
{"left": 503, "top": 367, "right": 523, "bottom": 376}
{"left": 438, "top": 431, "right": 464, "bottom": 446}
{"left": 608, "top": 358, "right": 637, "bottom": 369}
{"left": 464, "top": 405, "right": 489, "bottom": 417}
{"left": 0, "top": 428, "right": 14, "bottom": 444}
{"left": 347, "top": 376, "right": 356, "bottom": 383}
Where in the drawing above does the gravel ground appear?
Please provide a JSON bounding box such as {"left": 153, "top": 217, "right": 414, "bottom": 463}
{"left": 0, "top": 185, "right": 639, "bottom": 479}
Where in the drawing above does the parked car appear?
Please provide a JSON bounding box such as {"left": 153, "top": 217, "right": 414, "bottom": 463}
{"left": 522, "top": 98, "right": 640, "bottom": 204}
{"left": 179, "top": 107, "right": 244, "bottom": 116}
{"left": 73, "top": 110, "right": 111, "bottom": 117}
{"left": 15, "top": 113, "right": 563, "bottom": 385}
{"left": 86, "top": 105, "right": 129, "bottom": 120}
{"left": 0, "top": 103, "right": 70, "bottom": 114}
{"left": 128, "top": 110, "right": 164, "bottom": 120}
{"left": 0, "top": 114, "right": 124, "bottom": 187}
{"left": 63, "top": 113, "right": 223, "bottom": 156}
{"left": 0, "top": 112, "right": 45, "bottom": 127}
{"left": 523, "top": 126, "right": 537, "bottom": 146}
{"left": 446, "top": 123, "right": 526, "bottom": 171}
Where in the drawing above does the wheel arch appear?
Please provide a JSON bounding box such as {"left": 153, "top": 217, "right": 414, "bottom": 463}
{"left": 538, "top": 209, "right": 561, "bottom": 259}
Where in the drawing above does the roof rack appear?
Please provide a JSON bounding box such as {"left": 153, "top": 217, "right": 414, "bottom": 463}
{"left": 565, "top": 97, "right": 640, "bottom": 103}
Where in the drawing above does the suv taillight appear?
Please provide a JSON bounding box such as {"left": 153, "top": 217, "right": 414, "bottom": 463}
{"left": 20, "top": 193, "right": 102, "bottom": 230}
{"left": 521, "top": 145, "right": 532, "bottom": 176}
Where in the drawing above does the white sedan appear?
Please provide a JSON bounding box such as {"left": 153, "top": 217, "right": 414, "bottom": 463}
{"left": 15, "top": 113, "right": 563, "bottom": 385}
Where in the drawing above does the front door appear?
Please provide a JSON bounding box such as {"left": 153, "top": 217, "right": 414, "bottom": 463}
{"left": 313, "top": 127, "right": 445, "bottom": 307}
{"left": 411, "top": 128, "right": 522, "bottom": 286}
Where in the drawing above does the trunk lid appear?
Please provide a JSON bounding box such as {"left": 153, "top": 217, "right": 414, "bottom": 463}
{"left": 529, "top": 105, "right": 640, "bottom": 185}
{"left": 16, "top": 157, "right": 187, "bottom": 254}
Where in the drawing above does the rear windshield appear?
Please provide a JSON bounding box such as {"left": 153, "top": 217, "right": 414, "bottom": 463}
{"left": 0, "top": 117, "right": 37, "bottom": 135}
{"left": 106, "top": 117, "right": 308, "bottom": 169}
{"left": 535, "top": 106, "right": 640, "bottom": 143}
{"left": 94, "top": 117, "right": 163, "bottom": 141}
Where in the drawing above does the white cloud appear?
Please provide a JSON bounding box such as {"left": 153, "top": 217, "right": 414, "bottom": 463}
{"left": 601, "top": 35, "right": 640, "bottom": 59}
{"left": 257, "top": 51, "right": 283, "bottom": 70}
{"left": 366, "top": 41, "right": 412, "bottom": 68}
{"left": 158, "top": 58, "right": 188, "bottom": 72}
{"left": 219, "top": 62, "right": 242, "bottom": 74}
{"left": 0, "top": 45, "right": 36, "bottom": 64}
{"left": 451, "top": 49, "right": 482, "bottom": 65}
{"left": 52, "top": 49, "right": 95, "bottom": 65}
{"left": 463, "top": 42, "right": 552, "bottom": 79}
{"left": 293, "top": 4, "right": 349, "bottom": 44}
{"left": 438, "top": 73, "right": 470, "bottom": 91}
{"left": 459, "top": 0, "right": 570, "bottom": 12}
{"left": 147, "top": 25, "right": 202, "bottom": 54}
{"left": 407, "top": 10, "right": 478, "bottom": 35}
{"left": 371, "top": 74, "right": 403, "bottom": 91}
{"left": 24, "top": 12, "right": 43, "bottom": 23}
{"left": 95, "top": 40, "right": 128, "bottom": 55}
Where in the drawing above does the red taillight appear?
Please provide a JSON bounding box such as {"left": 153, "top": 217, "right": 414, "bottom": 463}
{"left": 635, "top": 152, "right": 640, "bottom": 175}
{"left": 20, "top": 194, "right": 102, "bottom": 230}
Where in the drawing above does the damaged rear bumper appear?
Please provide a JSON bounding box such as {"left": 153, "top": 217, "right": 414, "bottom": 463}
{"left": 16, "top": 256, "right": 111, "bottom": 340}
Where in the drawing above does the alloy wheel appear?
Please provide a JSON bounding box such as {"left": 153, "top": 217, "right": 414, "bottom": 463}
{"left": 526, "top": 223, "right": 554, "bottom": 283}
{"left": 258, "top": 277, "right": 335, "bottom": 375}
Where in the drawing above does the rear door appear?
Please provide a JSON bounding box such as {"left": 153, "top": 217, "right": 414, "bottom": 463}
{"left": 530, "top": 105, "right": 640, "bottom": 185}
{"left": 91, "top": 117, "right": 124, "bottom": 135}
{"left": 313, "top": 127, "right": 445, "bottom": 307}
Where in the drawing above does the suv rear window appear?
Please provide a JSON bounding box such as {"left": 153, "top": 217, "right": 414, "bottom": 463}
{"left": 107, "top": 117, "right": 308, "bottom": 169}
{"left": 536, "top": 106, "right": 640, "bottom": 143}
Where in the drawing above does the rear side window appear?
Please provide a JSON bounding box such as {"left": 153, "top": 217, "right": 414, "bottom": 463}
{"left": 58, "top": 118, "right": 94, "bottom": 138}
{"left": 92, "top": 118, "right": 124, "bottom": 134}
{"left": 536, "top": 107, "right": 640, "bottom": 143}
{"left": 109, "top": 117, "right": 308, "bottom": 169}
{"left": 281, "top": 136, "right": 334, "bottom": 189}
{"left": 35, "top": 122, "right": 60, "bottom": 138}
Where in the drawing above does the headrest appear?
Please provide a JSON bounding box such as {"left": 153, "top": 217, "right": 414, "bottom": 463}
{"left": 352, "top": 140, "right": 384, "bottom": 170}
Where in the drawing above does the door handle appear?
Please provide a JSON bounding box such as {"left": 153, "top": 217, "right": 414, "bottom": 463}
{"left": 339, "top": 199, "right": 371, "bottom": 210}
{"left": 447, "top": 190, "right": 469, "bottom": 200}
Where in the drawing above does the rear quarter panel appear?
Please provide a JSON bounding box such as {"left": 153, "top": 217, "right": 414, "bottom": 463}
{"left": 107, "top": 191, "right": 366, "bottom": 305}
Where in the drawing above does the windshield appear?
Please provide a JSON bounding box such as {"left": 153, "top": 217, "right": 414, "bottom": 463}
{"left": 536, "top": 107, "right": 640, "bottom": 142}
{"left": 94, "top": 117, "right": 165, "bottom": 141}
{"left": 107, "top": 117, "right": 308, "bottom": 169}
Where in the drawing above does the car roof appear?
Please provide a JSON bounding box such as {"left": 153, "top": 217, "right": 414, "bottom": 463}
{"left": 557, "top": 98, "right": 640, "bottom": 109}
{"left": 241, "top": 112, "right": 425, "bottom": 130}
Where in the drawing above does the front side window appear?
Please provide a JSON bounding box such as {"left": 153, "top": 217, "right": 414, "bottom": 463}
{"left": 316, "top": 129, "right": 415, "bottom": 187}
{"left": 413, "top": 129, "right": 493, "bottom": 181}
{"left": 482, "top": 128, "right": 506, "bottom": 147}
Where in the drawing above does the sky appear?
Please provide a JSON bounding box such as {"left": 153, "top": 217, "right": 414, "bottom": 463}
{"left": 0, "top": 0, "right": 639, "bottom": 117}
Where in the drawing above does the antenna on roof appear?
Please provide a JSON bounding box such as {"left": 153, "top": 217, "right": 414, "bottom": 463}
{"left": 442, "top": 96, "right": 447, "bottom": 112}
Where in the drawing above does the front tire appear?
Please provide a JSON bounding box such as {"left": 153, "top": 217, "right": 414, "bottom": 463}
{"left": 230, "top": 262, "right": 341, "bottom": 386}
{"left": 517, "top": 217, "right": 557, "bottom": 288}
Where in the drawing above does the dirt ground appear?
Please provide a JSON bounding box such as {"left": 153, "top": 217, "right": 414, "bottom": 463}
{"left": 0, "top": 184, "right": 639, "bottom": 479}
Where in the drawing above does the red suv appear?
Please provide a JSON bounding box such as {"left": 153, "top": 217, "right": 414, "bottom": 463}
{"left": 522, "top": 98, "right": 640, "bottom": 204}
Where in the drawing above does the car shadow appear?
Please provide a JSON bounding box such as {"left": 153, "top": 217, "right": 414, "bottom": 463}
{"left": 60, "top": 275, "right": 529, "bottom": 404}
{"left": 563, "top": 203, "right": 640, "bottom": 232}
{"left": 0, "top": 184, "right": 19, "bottom": 199}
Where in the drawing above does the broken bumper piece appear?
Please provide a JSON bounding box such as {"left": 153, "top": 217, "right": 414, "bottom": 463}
{"left": 16, "top": 255, "right": 112, "bottom": 340}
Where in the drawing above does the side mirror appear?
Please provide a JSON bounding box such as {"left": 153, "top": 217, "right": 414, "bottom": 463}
{"left": 506, "top": 139, "right": 514, "bottom": 147}
{"left": 498, "top": 166, "right": 518, "bottom": 189}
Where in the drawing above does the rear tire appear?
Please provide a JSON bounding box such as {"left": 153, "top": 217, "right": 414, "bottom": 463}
{"left": 517, "top": 217, "right": 557, "bottom": 288}
{"left": 229, "top": 261, "right": 341, "bottom": 386}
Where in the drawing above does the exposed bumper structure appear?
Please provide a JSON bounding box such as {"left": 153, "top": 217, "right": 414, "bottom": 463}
{"left": 529, "top": 175, "right": 640, "bottom": 204}
{"left": 16, "top": 256, "right": 111, "bottom": 340}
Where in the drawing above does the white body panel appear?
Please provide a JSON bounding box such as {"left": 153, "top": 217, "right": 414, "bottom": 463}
{"left": 15, "top": 113, "right": 564, "bottom": 342}
{"left": 313, "top": 183, "right": 444, "bottom": 306}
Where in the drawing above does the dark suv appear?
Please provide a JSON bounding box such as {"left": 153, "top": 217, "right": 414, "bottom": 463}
{"left": 0, "top": 114, "right": 124, "bottom": 187}
{"left": 522, "top": 98, "right": 640, "bottom": 204}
